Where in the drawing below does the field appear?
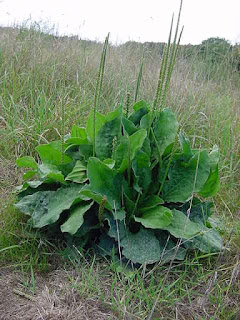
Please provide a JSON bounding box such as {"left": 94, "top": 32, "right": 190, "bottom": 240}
{"left": 0, "top": 25, "right": 240, "bottom": 319}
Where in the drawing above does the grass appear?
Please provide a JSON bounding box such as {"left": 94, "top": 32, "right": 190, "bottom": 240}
{"left": 0, "top": 24, "right": 240, "bottom": 319}
{"left": 66, "top": 252, "right": 240, "bottom": 319}
{"left": 0, "top": 201, "right": 55, "bottom": 272}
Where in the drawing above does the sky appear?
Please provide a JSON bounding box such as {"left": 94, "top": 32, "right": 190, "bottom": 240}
{"left": 0, "top": 0, "right": 240, "bottom": 45}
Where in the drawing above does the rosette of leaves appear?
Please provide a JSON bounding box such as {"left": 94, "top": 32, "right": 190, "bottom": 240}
{"left": 15, "top": 101, "right": 223, "bottom": 266}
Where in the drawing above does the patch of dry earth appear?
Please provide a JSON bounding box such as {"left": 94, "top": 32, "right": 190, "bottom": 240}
{"left": 0, "top": 268, "right": 118, "bottom": 320}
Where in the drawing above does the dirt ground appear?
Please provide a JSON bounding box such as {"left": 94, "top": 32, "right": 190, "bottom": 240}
{"left": 0, "top": 268, "right": 118, "bottom": 320}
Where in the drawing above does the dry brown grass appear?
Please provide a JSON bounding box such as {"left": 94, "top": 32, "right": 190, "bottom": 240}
{"left": 0, "top": 158, "right": 21, "bottom": 203}
{"left": 0, "top": 268, "right": 118, "bottom": 320}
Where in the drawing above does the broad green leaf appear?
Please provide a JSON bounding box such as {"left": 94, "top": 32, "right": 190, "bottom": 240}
{"left": 71, "top": 125, "right": 87, "bottom": 139}
{"left": 152, "top": 108, "right": 179, "bottom": 157}
{"left": 16, "top": 156, "right": 38, "bottom": 169}
{"left": 207, "top": 217, "right": 224, "bottom": 230}
{"left": 97, "top": 234, "right": 118, "bottom": 257}
{"left": 65, "top": 137, "right": 88, "bottom": 145}
{"left": 95, "top": 114, "right": 122, "bottom": 160}
{"left": 80, "top": 186, "right": 112, "bottom": 211}
{"left": 133, "top": 100, "right": 149, "bottom": 112}
{"left": 181, "top": 200, "right": 214, "bottom": 224}
{"left": 87, "top": 157, "right": 122, "bottom": 209}
{"left": 138, "top": 195, "right": 164, "bottom": 213}
{"left": 114, "top": 137, "right": 128, "bottom": 172}
{"left": 73, "top": 210, "right": 99, "bottom": 238}
{"left": 140, "top": 112, "right": 151, "bottom": 130}
{"left": 162, "top": 143, "right": 174, "bottom": 157}
{"left": 103, "top": 158, "right": 115, "bottom": 169}
{"left": 15, "top": 191, "right": 58, "bottom": 226}
{"left": 35, "top": 184, "right": 83, "bottom": 228}
{"left": 160, "top": 244, "right": 187, "bottom": 264}
{"left": 122, "top": 179, "right": 137, "bottom": 201}
{"left": 142, "top": 137, "right": 151, "bottom": 156}
{"left": 164, "top": 209, "right": 202, "bottom": 239}
{"left": 157, "top": 233, "right": 187, "bottom": 264}
{"left": 121, "top": 228, "right": 161, "bottom": 265}
{"left": 112, "top": 209, "right": 126, "bottom": 221}
{"left": 124, "top": 193, "right": 135, "bottom": 214}
{"left": 49, "top": 140, "right": 69, "bottom": 152}
{"left": 78, "top": 144, "right": 93, "bottom": 159}
{"left": 15, "top": 191, "right": 54, "bottom": 217}
{"left": 61, "top": 201, "right": 94, "bottom": 235}
{"left": 129, "top": 129, "right": 147, "bottom": 159}
{"left": 86, "top": 110, "right": 106, "bottom": 142}
{"left": 15, "top": 180, "right": 44, "bottom": 193}
{"left": 198, "top": 167, "right": 220, "bottom": 198}
{"left": 198, "top": 145, "right": 220, "bottom": 197}
{"left": 64, "top": 144, "right": 79, "bottom": 154}
{"left": 57, "top": 161, "right": 76, "bottom": 177}
{"left": 31, "top": 196, "right": 54, "bottom": 225}
{"left": 135, "top": 206, "right": 172, "bottom": 229}
{"left": 162, "top": 150, "right": 210, "bottom": 203}
{"left": 122, "top": 117, "right": 138, "bottom": 135}
{"left": 104, "top": 214, "right": 126, "bottom": 240}
{"left": 22, "top": 170, "right": 37, "bottom": 180}
{"left": 38, "top": 164, "right": 66, "bottom": 184}
{"left": 106, "top": 105, "right": 122, "bottom": 121}
{"left": 129, "top": 106, "right": 149, "bottom": 126}
{"left": 179, "top": 132, "right": 192, "bottom": 158}
{"left": 184, "top": 224, "right": 222, "bottom": 253}
{"left": 66, "top": 126, "right": 88, "bottom": 145}
{"left": 44, "top": 173, "right": 66, "bottom": 184}
{"left": 27, "top": 181, "right": 44, "bottom": 188}
{"left": 66, "top": 160, "right": 87, "bottom": 183}
{"left": 114, "top": 129, "right": 147, "bottom": 173}
{"left": 132, "top": 150, "right": 151, "bottom": 192}
{"left": 36, "top": 144, "right": 72, "bottom": 166}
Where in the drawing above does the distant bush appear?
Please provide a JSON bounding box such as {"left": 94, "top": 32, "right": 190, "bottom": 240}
{"left": 199, "top": 37, "right": 232, "bottom": 64}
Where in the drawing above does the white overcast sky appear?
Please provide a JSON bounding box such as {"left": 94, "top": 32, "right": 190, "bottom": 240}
{"left": 0, "top": 0, "right": 240, "bottom": 45}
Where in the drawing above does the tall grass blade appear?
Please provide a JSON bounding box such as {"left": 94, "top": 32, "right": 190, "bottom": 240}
{"left": 0, "top": 245, "right": 20, "bottom": 253}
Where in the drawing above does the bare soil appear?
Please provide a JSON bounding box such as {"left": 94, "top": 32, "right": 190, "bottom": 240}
{"left": 0, "top": 268, "right": 118, "bottom": 320}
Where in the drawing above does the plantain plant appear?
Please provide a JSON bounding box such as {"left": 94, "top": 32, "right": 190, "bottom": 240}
{"left": 14, "top": 1, "right": 223, "bottom": 265}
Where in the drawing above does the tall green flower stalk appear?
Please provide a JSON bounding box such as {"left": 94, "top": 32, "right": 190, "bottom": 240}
{"left": 61, "top": 99, "right": 65, "bottom": 164}
{"left": 60, "top": 61, "right": 67, "bottom": 164}
{"left": 148, "top": 0, "right": 183, "bottom": 137}
{"left": 93, "top": 33, "right": 110, "bottom": 157}
{"left": 125, "top": 92, "right": 131, "bottom": 117}
{"left": 160, "top": 29, "right": 184, "bottom": 108}
{"left": 134, "top": 49, "right": 144, "bottom": 103}
{"left": 152, "top": 15, "right": 174, "bottom": 113}
{"left": 154, "top": 0, "right": 183, "bottom": 111}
